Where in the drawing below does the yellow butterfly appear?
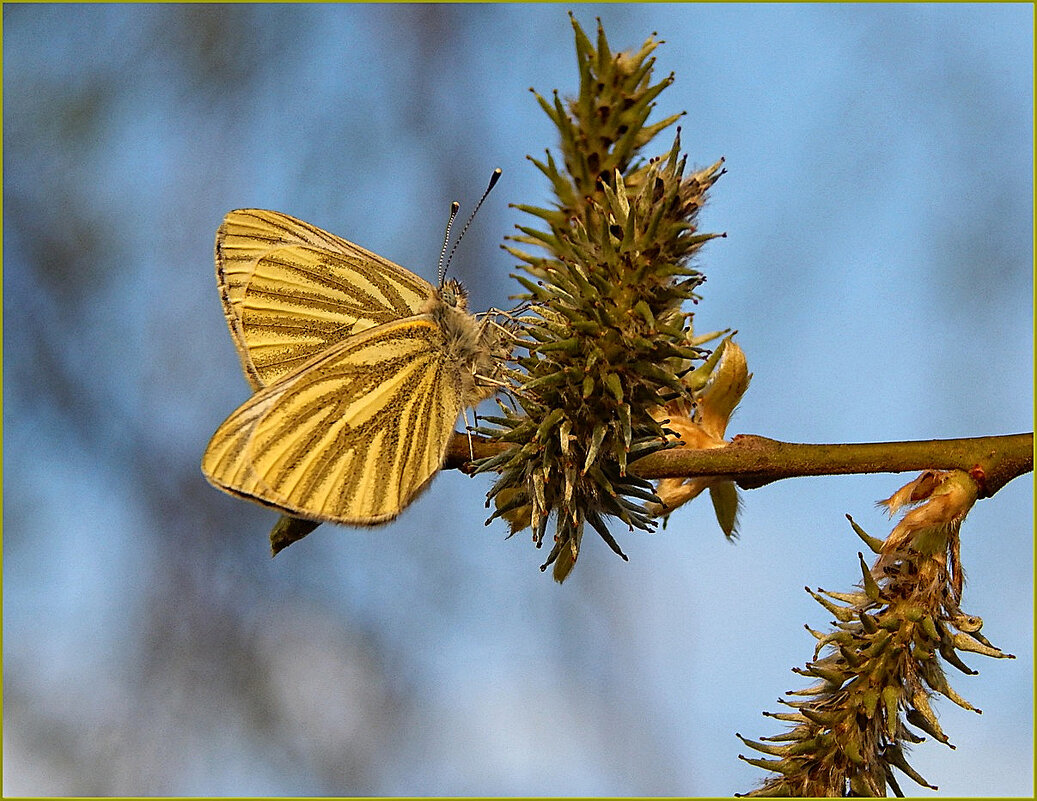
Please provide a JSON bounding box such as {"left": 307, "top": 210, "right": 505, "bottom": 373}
{"left": 202, "top": 207, "right": 507, "bottom": 526}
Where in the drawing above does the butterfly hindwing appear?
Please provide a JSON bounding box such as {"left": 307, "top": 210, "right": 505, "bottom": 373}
{"left": 202, "top": 315, "right": 464, "bottom": 525}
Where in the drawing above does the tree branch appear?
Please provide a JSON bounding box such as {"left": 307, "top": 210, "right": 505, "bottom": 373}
{"left": 448, "top": 432, "right": 1033, "bottom": 499}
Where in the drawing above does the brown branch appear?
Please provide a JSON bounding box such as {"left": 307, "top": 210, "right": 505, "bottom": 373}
{"left": 448, "top": 432, "right": 1033, "bottom": 499}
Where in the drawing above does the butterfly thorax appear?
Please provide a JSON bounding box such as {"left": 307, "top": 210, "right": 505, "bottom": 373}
{"left": 425, "top": 280, "right": 504, "bottom": 406}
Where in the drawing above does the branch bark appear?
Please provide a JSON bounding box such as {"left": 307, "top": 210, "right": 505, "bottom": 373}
{"left": 448, "top": 432, "right": 1033, "bottom": 499}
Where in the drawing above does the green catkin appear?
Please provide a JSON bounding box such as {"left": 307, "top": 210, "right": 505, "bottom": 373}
{"left": 474, "top": 13, "right": 724, "bottom": 582}
{"left": 740, "top": 488, "right": 1014, "bottom": 796}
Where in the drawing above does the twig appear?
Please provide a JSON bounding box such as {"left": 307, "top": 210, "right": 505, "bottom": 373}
{"left": 448, "top": 432, "right": 1033, "bottom": 499}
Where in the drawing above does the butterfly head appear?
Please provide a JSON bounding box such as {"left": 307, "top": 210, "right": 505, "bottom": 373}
{"left": 439, "top": 278, "right": 469, "bottom": 312}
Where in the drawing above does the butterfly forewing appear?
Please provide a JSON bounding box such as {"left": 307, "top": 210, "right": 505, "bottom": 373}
{"left": 202, "top": 316, "right": 465, "bottom": 525}
{"left": 239, "top": 245, "right": 436, "bottom": 385}
{"left": 215, "top": 209, "right": 435, "bottom": 388}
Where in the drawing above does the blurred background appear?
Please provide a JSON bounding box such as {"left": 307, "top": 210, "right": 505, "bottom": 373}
{"left": 3, "top": 4, "right": 1032, "bottom": 796}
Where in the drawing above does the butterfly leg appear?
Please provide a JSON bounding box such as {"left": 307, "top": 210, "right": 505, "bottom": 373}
{"left": 461, "top": 407, "right": 477, "bottom": 460}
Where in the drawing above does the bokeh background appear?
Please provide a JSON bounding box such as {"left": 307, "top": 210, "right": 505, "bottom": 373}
{"left": 3, "top": 4, "right": 1032, "bottom": 796}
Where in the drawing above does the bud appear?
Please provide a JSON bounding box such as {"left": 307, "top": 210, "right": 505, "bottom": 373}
{"left": 648, "top": 338, "right": 751, "bottom": 538}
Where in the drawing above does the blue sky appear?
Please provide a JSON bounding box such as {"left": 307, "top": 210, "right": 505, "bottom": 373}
{"left": 3, "top": 4, "right": 1033, "bottom": 795}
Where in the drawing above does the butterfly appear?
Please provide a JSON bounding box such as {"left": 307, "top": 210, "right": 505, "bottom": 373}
{"left": 201, "top": 205, "right": 508, "bottom": 527}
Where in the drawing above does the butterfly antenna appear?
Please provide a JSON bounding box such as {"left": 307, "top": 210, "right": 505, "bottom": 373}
{"left": 437, "top": 201, "right": 461, "bottom": 287}
{"left": 442, "top": 168, "right": 502, "bottom": 280}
